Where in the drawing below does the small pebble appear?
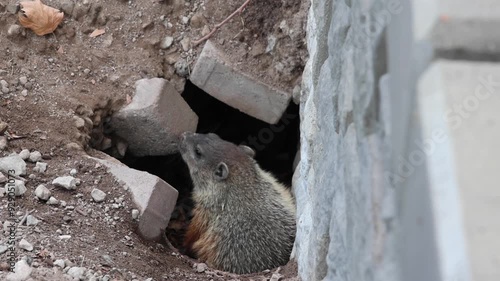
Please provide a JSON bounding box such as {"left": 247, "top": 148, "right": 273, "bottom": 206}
{"left": 35, "top": 184, "right": 51, "bottom": 201}
{"left": 46, "top": 196, "right": 59, "bottom": 205}
{"left": 19, "top": 149, "right": 30, "bottom": 160}
{"left": 28, "top": 151, "right": 42, "bottom": 162}
{"left": 33, "top": 162, "right": 48, "bottom": 173}
{"left": 19, "top": 239, "right": 33, "bottom": 251}
{"left": 52, "top": 176, "right": 77, "bottom": 190}
{"left": 54, "top": 259, "right": 65, "bottom": 268}
{"left": 69, "top": 168, "right": 77, "bottom": 176}
{"left": 194, "top": 263, "right": 207, "bottom": 273}
{"left": 91, "top": 188, "right": 106, "bottom": 203}
{"left": 26, "top": 215, "right": 39, "bottom": 226}
{"left": 131, "top": 209, "right": 140, "bottom": 220}
{"left": 160, "top": 36, "right": 174, "bottom": 49}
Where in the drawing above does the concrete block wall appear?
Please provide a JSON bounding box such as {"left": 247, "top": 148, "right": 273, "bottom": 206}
{"left": 294, "top": 0, "right": 499, "bottom": 280}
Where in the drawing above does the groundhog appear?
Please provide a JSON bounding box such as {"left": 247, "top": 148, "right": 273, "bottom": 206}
{"left": 178, "top": 132, "right": 296, "bottom": 274}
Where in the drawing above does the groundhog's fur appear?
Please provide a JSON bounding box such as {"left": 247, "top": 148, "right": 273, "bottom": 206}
{"left": 178, "top": 132, "right": 296, "bottom": 274}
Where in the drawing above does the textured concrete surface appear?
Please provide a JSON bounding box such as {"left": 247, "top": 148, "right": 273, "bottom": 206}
{"left": 94, "top": 156, "right": 178, "bottom": 241}
{"left": 190, "top": 41, "right": 291, "bottom": 124}
{"left": 434, "top": 61, "right": 500, "bottom": 281}
{"left": 294, "top": 0, "right": 397, "bottom": 280}
{"left": 111, "top": 78, "right": 198, "bottom": 156}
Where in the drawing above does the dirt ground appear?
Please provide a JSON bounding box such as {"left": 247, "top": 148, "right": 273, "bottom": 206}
{"left": 0, "top": 0, "right": 307, "bottom": 280}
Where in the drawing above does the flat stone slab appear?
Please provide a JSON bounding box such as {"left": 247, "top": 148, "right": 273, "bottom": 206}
{"left": 190, "top": 40, "right": 292, "bottom": 124}
{"left": 93, "top": 156, "right": 178, "bottom": 241}
{"left": 111, "top": 78, "right": 198, "bottom": 156}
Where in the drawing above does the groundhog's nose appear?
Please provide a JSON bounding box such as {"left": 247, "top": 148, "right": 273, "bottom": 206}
{"left": 180, "top": 131, "right": 194, "bottom": 141}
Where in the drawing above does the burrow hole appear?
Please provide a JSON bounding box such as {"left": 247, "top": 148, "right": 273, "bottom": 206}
{"left": 99, "top": 81, "right": 300, "bottom": 254}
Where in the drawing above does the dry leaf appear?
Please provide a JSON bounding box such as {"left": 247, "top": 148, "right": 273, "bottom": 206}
{"left": 89, "top": 29, "right": 106, "bottom": 38}
{"left": 18, "top": 0, "right": 64, "bottom": 36}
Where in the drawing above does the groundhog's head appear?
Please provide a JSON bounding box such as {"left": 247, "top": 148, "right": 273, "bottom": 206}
{"left": 178, "top": 132, "right": 256, "bottom": 187}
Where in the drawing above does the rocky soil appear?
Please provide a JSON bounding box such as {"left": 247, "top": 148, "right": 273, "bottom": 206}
{"left": 0, "top": 0, "right": 307, "bottom": 280}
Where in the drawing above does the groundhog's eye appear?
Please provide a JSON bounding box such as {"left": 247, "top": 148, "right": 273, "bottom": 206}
{"left": 194, "top": 146, "right": 202, "bottom": 158}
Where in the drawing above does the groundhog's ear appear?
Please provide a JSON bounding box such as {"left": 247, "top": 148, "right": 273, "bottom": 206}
{"left": 215, "top": 162, "right": 229, "bottom": 181}
{"left": 239, "top": 145, "right": 255, "bottom": 158}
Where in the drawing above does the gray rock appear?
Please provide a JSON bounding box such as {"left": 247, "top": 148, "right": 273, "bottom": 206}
{"left": 19, "top": 76, "right": 28, "bottom": 85}
{"left": 67, "top": 267, "right": 86, "bottom": 280}
{"left": 0, "top": 172, "right": 6, "bottom": 183}
{"left": 59, "top": 0, "right": 75, "bottom": 16}
{"left": 53, "top": 259, "right": 65, "bottom": 268}
{"left": 0, "top": 136, "right": 7, "bottom": 151}
{"left": 0, "top": 244, "right": 8, "bottom": 254}
{"left": 270, "top": 273, "right": 283, "bottom": 281}
{"left": 18, "top": 149, "right": 30, "bottom": 160}
{"left": 46, "top": 196, "right": 59, "bottom": 205}
{"left": 6, "top": 259, "right": 32, "bottom": 281}
{"left": 94, "top": 157, "right": 178, "bottom": 241}
{"left": 69, "top": 168, "right": 77, "bottom": 176}
{"left": 26, "top": 215, "right": 39, "bottom": 226}
{"left": 0, "top": 155, "right": 27, "bottom": 175}
{"left": 19, "top": 239, "right": 33, "bottom": 251}
{"left": 160, "top": 36, "right": 174, "bottom": 49}
{"left": 28, "top": 151, "right": 42, "bottom": 163}
{"left": 52, "top": 176, "right": 77, "bottom": 190}
{"left": 33, "top": 162, "right": 48, "bottom": 173}
{"left": 4, "top": 180, "right": 27, "bottom": 196}
{"left": 174, "top": 60, "right": 189, "bottom": 77}
{"left": 91, "top": 188, "right": 106, "bottom": 202}
{"left": 110, "top": 78, "right": 198, "bottom": 156}
{"left": 194, "top": 263, "right": 207, "bottom": 273}
{"left": 35, "top": 184, "right": 51, "bottom": 200}
{"left": 131, "top": 209, "right": 140, "bottom": 220}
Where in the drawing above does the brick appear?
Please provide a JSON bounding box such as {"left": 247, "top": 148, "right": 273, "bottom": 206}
{"left": 94, "top": 156, "right": 178, "bottom": 241}
{"left": 190, "top": 40, "right": 291, "bottom": 124}
{"left": 110, "top": 78, "right": 198, "bottom": 156}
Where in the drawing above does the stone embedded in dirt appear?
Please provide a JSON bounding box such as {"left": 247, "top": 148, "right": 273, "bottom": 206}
{"left": 0, "top": 120, "right": 8, "bottom": 134}
{"left": 67, "top": 267, "right": 86, "bottom": 280}
{"left": 160, "top": 36, "right": 174, "bottom": 49}
{"left": 46, "top": 196, "right": 59, "bottom": 205}
{"left": 19, "top": 76, "right": 28, "bottom": 85}
{"left": 26, "top": 215, "right": 39, "bottom": 226}
{"left": 33, "top": 162, "right": 48, "bottom": 173}
{"left": 94, "top": 157, "right": 178, "bottom": 241}
{"left": 174, "top": 60, "right": 189, "bottom": 77}
{"left": 52, "top": 176, "right": 77, "bottom": 190}
{"left": 110, "top": 78, "right": 198, "bottom": 156}
{"left": 180, "top": 37, "right": 191, "bottom": 52}
{"left": 19, "top": 149, "right": 30, "bottom": 160}
{"left": 0, "top": 155, "right": 27, "bottom": 176}
{"left": 6, "top": 259, "right": 32, "bottom": 281}
{"left": 35, "top": 184, "right": 51, "bottom": 201}
{"left": 101, "top": 255, "right": 114, "bottom": 266}
{"left": 0, "top": 136, "right": 7, "bottom": 151}
{"left": 53, "top": 259, "right": 65, "bottom": 268}
{"left": 4, "top": 180, "right": 27, "bottom": 196}
{"left": 19, "top": 239, "right": 33, "bottom": 251}
{"left": 28, "top": 151, "right": 42, "bottom": 163}
{"left": 69, "top": 168, "right": 77, "bottom": 176}
{"left": 266, "top": 35, "right": 278, "bottom": 54}
{"left": 131, "top": 209, "right": 139, "bottom": 220}
{"left": 190, "top": 40, "right": 292, "bottom": 124}
{"left": 59, "top": 0, "right": 75, "bottom": 17}
{"left": 91, "top": 188, "right": 106, "bottom": 202}
{"left": 0, "top": 245, "right": 8, "bottom": 254}
{"left": 270, "top": 273, "right": 284, "bottom": 281}
{"left": 73, "top": 116, "right": 85, "bottom": 129}
{"left": 194, "top": 263, "right": 208, "bottom": 273}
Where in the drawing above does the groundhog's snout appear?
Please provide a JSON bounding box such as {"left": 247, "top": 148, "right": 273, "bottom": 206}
{"left": 178, "top": 131, "right": 194, "bottom": 152}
